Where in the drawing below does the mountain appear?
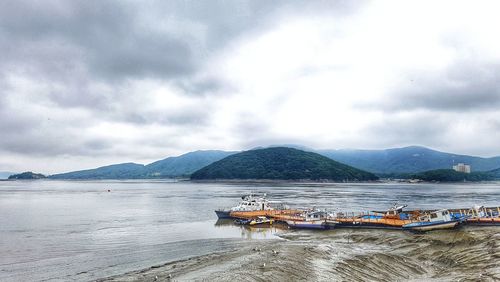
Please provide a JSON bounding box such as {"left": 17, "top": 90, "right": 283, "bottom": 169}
{"left": 488, "top": 168, "right": 500, "bottom": 179}
{"left": 0, "top": 171, "right": 17, "bottom": 180}
{"left": 50, "top": 163, "right": 145, "bottom": 180}
{"left": 49, "top": 150, "right": 236, "bottom": 179}
{"left": 143, "top": 150, "right": 236, "bottom": 177}
{"left": 191, "top": 147, "right": 378, "bottom": 181}
{"left": 318, "top": 146, "right": 500, "bottom": 174}
{"left": 8, "top": 171, "right": 46, "bottom": 180}
{"left": 409, "top": 169, "right": 496, "bottom": 182}
{"left": 38, "top": 145, "right": 500, "bottom": 180}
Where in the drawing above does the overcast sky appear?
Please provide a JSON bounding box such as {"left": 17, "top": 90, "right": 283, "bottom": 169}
{"left": 1, "top": 0, "right": 500, "bottom": 173}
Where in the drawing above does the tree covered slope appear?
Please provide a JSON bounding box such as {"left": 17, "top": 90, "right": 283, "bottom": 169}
{"left": 191, "top": 147, "right": 378, "bottom": 181}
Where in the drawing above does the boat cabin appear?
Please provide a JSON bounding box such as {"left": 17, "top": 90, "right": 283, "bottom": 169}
{"left": 422, "top": 209, "right": 452, "bottom": 222}
{"left": 230, "top": 194, "right": 273, "bottom": 211}
{"left": 304, "top": 211, "right": 328, "bottom": 221}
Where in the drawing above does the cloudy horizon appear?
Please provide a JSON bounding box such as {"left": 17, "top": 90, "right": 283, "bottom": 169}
{"left": 2, "top": 0, "right": 500, "bottom": 174}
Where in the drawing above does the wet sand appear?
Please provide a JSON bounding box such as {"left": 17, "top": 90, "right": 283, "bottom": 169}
{"left": 100, "top": 226, "right": 500, "bottom": 282}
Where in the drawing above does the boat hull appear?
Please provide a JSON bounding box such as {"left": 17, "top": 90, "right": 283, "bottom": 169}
{"left": 334, "top": 221, "right": 403, "bottom": 230}
{"left": 403, "top": 221, "right": 459, "bottom": 232}
{"left": 286, "top": 220, "right": 327, "bottom": 230}
{"left": 466, "top": 217, "right": 500, "bottom": 225}
{"left": 335, "top": 217, "right": 411, "bottom": 229}
{"left": 231, "top": 209, "right": 301, "bottom": 219}
{"left": 215, "top": 210, "right": 232, "bottom": 219}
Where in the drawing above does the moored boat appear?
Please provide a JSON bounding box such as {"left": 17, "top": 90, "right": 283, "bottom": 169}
{"left": 234, "top": 218, "right": 252, "bottom": 225}
{"left": 403, "top": 209, "right": 461, "bottom": 232}
{"left": 249, "top": 216, "right": 274, "bottom": 226}
{"left": 335, "top": 204, "right": 415, "bottom": 229}
{"left": 286, "top": 210, "right": 330, "bottom": 229}
{"left": 215, "top": 194, "right": 274, "bottom": 219}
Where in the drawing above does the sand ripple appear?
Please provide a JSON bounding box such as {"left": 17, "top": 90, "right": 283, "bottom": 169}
{"left": 102, "top": 227, "right": 500, "bottom": 281}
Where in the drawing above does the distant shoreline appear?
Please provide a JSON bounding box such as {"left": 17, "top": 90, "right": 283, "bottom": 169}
{"left": 2, "top": 178, "right": 499, "bottom": 184}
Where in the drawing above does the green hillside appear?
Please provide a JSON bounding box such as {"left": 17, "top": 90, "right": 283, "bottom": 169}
{"left": 487, "top": 167, "right": 500, "bottom": 180}
{"left": 409, "top": 169, "right": 495, "bottom": 182}
{"left": 191, "top": 147, "right": 378, "bottom": 181}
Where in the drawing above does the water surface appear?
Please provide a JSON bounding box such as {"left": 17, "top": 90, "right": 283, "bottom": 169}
{"left": 1, "top": 180, "right": 499, "bottom": 281}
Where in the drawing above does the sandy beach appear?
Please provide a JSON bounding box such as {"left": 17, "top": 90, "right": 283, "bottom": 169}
{"left": 100, "top": 226, "right": 500, "bottom": 282}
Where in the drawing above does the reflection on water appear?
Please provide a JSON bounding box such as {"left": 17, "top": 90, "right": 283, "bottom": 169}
{"left": 0, "top": 180, "right": 499, "bottom": 281}
{"left": 214, "top": 219, "right": 289, "bottom": 240}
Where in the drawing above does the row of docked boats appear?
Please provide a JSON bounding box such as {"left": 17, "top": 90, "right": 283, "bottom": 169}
{"left": 215, "top": 194, "right": 500, "bottom": 232}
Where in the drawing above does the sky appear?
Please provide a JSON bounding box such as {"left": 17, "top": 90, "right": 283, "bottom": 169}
{"left": 1, "top": 0, "right": 500, "bottom": 174}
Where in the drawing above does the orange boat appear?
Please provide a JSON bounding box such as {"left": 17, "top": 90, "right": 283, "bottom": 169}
{"left": 230, "top": 209, "right": 302, "bottom": 219}
{"left": 215, "top": 193, "right": 301, "bottom": 219}
{"left": 334, "top": 204, "right": 419, "bottom": 229}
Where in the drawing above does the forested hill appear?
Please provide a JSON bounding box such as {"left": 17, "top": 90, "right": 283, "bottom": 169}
{"left": 191, "top": 147, "right": 378, "bottom": 181}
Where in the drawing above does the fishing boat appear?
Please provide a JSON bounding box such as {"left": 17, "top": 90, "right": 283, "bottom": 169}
{"left": 403, "top": 209, "right": 461, "bottom": 232}
{"left": 249, "top": 216, "right": 274, "bottom": 226}
{"left": 215, "top": 194, "right": 274, "bottom": 219}
{"left": 463, "top": 205, "right": 500, "bottom": 226}
{"left": 335, "top": 204, "right": 415, "bottom": 229}
{"left": 286, "top": 210, "right": 329, "bottom": 229}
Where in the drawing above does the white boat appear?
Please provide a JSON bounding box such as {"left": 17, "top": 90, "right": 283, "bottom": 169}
{"left": 286, "top": 210, "right": 329, "bottom": 229}
{"left": 403, "top": 209, "right": 459, "bottom": 232}
{"left": 215, "top": 194, "right": 274, "bottom": 219}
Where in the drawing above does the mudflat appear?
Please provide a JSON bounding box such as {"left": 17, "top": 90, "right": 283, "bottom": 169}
{"left": 101, "top": 227, "right": 500, "bottom": 281}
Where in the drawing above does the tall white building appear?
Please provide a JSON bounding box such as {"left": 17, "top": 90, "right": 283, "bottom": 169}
{"left": 453, "top": 163, "right": 471, "bottom": 173}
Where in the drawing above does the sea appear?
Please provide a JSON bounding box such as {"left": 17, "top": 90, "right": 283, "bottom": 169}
{"left": 1, "top": 180, "right": 499, "bottom": 281}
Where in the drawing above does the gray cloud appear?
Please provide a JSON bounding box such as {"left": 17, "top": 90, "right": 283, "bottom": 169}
{"left": 376, "top": 61, "right": 500, "bottom": 112}
{"left": 362, "top": 113, "right": 449, "bottom": 148}
{"left": 4, "top": 0, "right": 499, "bottom": 173}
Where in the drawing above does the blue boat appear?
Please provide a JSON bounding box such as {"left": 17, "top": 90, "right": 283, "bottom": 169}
{"left": 403, "top": 209, "right": 462, "bottom": 232}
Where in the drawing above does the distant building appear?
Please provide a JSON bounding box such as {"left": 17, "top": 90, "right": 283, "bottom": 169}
{"left": 453, "top": 163, "right": 471, "bottom": 173}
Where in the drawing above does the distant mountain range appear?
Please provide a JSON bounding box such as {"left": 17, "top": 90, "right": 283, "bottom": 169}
{"left": 191, "top": 147, "right": 378, "bottom": 181}
{"left": 317, "top": 146, "right": 500, "bottom": 174}
{"left": 33, "top": 145, "right": 500, "bottom": 180}
{"left": 50, "top": 150, "right": 235, "bottom": 179}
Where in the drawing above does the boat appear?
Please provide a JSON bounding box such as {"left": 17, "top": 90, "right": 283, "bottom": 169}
{"left": 463, "top": 205, "right": 500, "bottom": 226}
{"left": 234, "top": 218, "right": 252, "bottom": 225}
{"left": 215, "top": 194, "right": 274, "bottom": 219}
{"left": 286, "top": 210, "right": 329, "bottom": 229}
{"left": 249, "top": 216, "right": 274, "bottom": 226}
{"left": 335, "top": 204, "right": 415, "bottom": 229}
{"left": 403, "top": 209, "right": 461, "bottom": 232}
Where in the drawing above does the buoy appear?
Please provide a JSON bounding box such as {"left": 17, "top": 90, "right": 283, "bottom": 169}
{"left": 107, "top": 189, "right": 111, "bottom": 192}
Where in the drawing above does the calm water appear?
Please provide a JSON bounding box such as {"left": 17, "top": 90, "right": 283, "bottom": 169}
{"left": 1, "top": 180, "right": 499, "bottom": 281}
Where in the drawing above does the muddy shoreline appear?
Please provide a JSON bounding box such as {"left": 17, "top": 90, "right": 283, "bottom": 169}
{"left": 100, "top": 227, "right": 500, "bottom": 282}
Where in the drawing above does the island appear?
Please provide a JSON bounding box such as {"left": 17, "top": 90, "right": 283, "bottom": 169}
{"left": 8, "top": 171, "right": 47, "bottom": 180}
